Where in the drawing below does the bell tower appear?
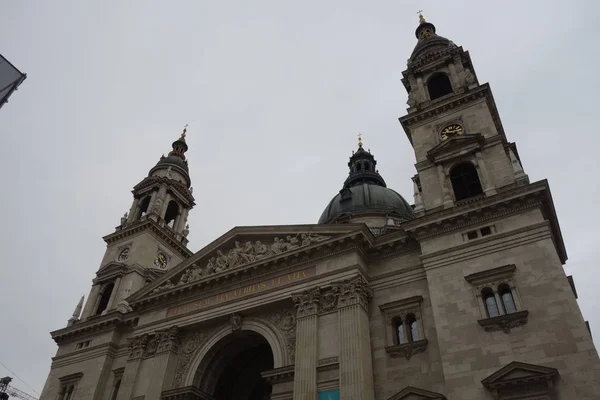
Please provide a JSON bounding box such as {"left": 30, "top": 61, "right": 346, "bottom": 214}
{"left": 400, "top": 13, "right": 529, "bottom": 215}
{"left": 77, "top": 126, "right": 195, "bottom": 321}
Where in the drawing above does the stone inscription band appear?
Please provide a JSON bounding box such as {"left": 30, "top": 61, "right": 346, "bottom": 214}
{"left": 167, "top": 266, "right": 317, "bottom": 317}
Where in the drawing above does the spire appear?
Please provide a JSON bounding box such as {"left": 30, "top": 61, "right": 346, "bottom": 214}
{"left": 417, "top": 10, "right": 426, "bottom": 24}
{"left": 149, "top": 124, "right": 192, "bottom": 186}
{"left": 343, "top": 135, "right": 386, "bottom": 189}
{"left": 67, "top": 295, "right": 85, "bottom": 326}
{"left": 414, "top": 10, "right": 437, "bottom": 40}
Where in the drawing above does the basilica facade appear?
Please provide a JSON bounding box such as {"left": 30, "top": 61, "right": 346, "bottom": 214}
{"left": 40, "top": 16, "right": 600, "bottom": 400}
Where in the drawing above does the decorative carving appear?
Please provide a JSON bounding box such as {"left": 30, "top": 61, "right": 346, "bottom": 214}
{"left": 128, "top": 334, "right": 149, "bottom": 360}
{"left": 319, "top": 290, "right": 339, "bottom": 314}
{"left": 120, "top": 212, "right": 128, "bottom": 226}
{"left": 385, "top": 339, "right": 428, "bottom": 360}
{"left": 407, "top": 91, "right": 416, "bottom": 107}
{"left": 478, "top": 310, "right": 529, "bottom": 333}
{"left": 156, "top": 326, "right": 180, "bottom": 353}
{"left": 317, "top": 356, "right": 339, "bottom": 366}
{"left": 230, "top": 313, "right": 242, "bottom": 331}
{"left": 183, "top": 224, "right": 190, "bottom": 237}
{"left": 144, "top": 335, "right": 158, "bottom": 358}
{"left": 267, "top": 309, "right": 297, "bottom": 364}
{"left": 333, "top": 276, "right": 373, "bottom": 309}
{"left": 464, "top": 67, "right": 475, "bottom": 85}
{"left": 151, "top": 233, "right": 331, "bottom": 294}
{"left": 174, "top": 331, "right": 212, "bottom": 387}
{"left": 153, "top": 197, "right": 163, "bottom": 214}
{"left": 292, "top": 288, "right": 321, "bottom": 318}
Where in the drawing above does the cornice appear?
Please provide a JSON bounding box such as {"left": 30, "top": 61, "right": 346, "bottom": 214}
{"left": 133, "top": 176, "right": 195, "bottom": 205}
{"left": 103, "top": 218, "right": 193, "bottom": 259}
{"left": 51, "top": 312, "right": 139, "bottom": 345}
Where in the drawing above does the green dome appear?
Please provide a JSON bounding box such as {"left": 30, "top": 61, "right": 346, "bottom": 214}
{"left": 318, "top": 183, "right": 414, "bottom": 224}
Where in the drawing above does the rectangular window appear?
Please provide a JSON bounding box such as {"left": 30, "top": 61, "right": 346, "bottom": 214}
{"left": 319, "top": 389, "right": 340, "bottom": 400}
{"left": 480, "top": 226, "right": 492, "bottom": 236}
{"left": 466, "top": 230, "right": 478, "bottom": 240}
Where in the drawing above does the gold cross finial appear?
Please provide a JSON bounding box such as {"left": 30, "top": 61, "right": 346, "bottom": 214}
{"left": 417, "top": 10, "right": 426, "bottom": 24}
{"left": 180, "top": 124, "right": 188, "bottom": 140}
{"left": 358, "top": 133, "right": 363, "bottom": 148}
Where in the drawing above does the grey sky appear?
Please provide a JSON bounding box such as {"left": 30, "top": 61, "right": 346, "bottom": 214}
{"left": 1, "top": 0, "right": 599, "bottom": 395}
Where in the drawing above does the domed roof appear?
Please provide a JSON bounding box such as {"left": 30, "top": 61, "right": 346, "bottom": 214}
{"left": 318, "top": 183, "right": 414, "bottom": 224}
{"left": 152, "top": 153, "right": 189, "bottom": 172}
{"left": 408, "top": 20, "right": 456, "bottom": 65}
{"left": 318, "top": 138, "right": 414, "bottom": 224}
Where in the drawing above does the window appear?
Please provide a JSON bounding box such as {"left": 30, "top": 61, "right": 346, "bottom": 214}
{"left": 465, "top": 265, "right": 529, "bottom": 333}
{"left": 482, "top": 288, "right": 500, "bottom": 318}
{"left": 109, "top": 368, "right": 124, "bottom": 400}
{"left": 464, "top": 225, "right": 495, "bottom": 241}
{"left": 466, "top": 230, "right": 478, "bottom": 240}
{"left": 356, "top": 162, "right": 362, "bottom": 171}
{"left": 480, "top": 226, "right": 492, "bottom": 236}
{"left": 164, "top": 200, "right": 179, "bottom": 228}
{"left": 450, "top": 162, "right": 483, "bottom": 201}
{"left": 76, "top": 340, "right": 91, "bottom": 349}
{"left": 427, "top": 73, "right": 453, "bottom": 100}
{"left": 58, "top": 373, "right": 83, "bottom": 400}
{"left": 379, "top": 296, "right": 428, "bottom": 359}
{"left": 499, "top": 284, "right": 517, "bottom": 314}
{"left": 95, "top": 283, "right": 114, "bottom": 315}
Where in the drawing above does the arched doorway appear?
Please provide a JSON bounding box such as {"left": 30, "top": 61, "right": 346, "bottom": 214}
{"left": 194, "top": 331, "right": 274, "bottom": 400}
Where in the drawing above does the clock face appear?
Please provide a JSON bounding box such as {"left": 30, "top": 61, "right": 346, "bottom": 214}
{"left": 117, "top": 247, "right": 130, "bottom": 261}
{"left": 440, "top": 123, "right": 464, "bottom": 140}
{"left": 154, "top": 252, "right": 168, "bottom": 269}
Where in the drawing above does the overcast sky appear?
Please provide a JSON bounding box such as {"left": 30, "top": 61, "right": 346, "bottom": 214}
{"left": 1, "top": 0, "right": 599, "bottom": 396}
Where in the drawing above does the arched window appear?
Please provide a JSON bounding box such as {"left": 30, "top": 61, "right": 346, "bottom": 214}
{"left": 427, "top": 73, "right": 453, "bottom": 100}
{"left": 406, "top": 314, "right": 420, "bottom": 341}
{"left": 394, "top": 318, "right": 407, "bottom": 344}
{"left": 95, "top": 283, "right": 114, "bottom": 315}
{"left": 164, "top": 201, "right": 179, "bottom": 228}
{"left": 138, "top": 196, "right": 151, "bottom": 219}
{"left": 499, "top": 283, "right": 517, "bottom": 314}
{"left": 482, "top": 287, "right": 500, "bottom": 318}
{"left": 356, "top": 162, "right": 362, "bottom": 171}
{"left": 110, "top": 379, "right": 121, "bottom": 400}
{"left": 450, "top": 163, "right": 483, "bottom": 201}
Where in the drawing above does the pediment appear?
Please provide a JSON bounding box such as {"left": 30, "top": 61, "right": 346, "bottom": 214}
{"left": 388, "top": 386, "right": 446, "bottom": 400}
{"left": 427, "top": 133, "right": 483, "bottom": 163}
{"left": 128, "top": 224, "right": 373, "bottom": 306}
{"left": 481, "top": 361, "right": 559, "bottom": 389}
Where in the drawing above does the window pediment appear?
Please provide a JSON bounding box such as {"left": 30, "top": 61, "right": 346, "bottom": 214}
{"left": 427, "top": 133, "right": 483, "bottom": 164}
{"left": 388, "top": 386, "right": 446, "bottom": 400}
{"left": 482, "top": 361, "right": 559, "bottom": 399}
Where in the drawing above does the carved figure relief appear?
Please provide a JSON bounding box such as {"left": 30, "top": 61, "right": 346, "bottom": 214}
{"left": 173, "top": 331, "right": 212, "bottom": 387}
{"left": 267, "top": 309, "right": 297, "bottom": 364}
{"left": 152, "top": 233, "right": 330, "bottom": 294}
{"left": 230, "top": 313, "right": 243, "bottom": 331}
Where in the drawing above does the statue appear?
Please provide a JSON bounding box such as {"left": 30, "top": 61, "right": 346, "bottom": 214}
{"left": 183, "top": 224, "right": 190, "bottom": 237}
{"left": 205, "top": 257, "right": 217, "bottom": 275}
{"left": 285, "top": 235, "right": 300, "bottom": 250}
{"left": 271, "top": 237, "right": 285, "bottom": 254}
{"left": 121, "top": 212, "right": 128, "bottom": 226}
{"left": 189, "top": 186, "right": 194, "bottom": 194}
{"left": 254, "top": 241, "right": 268, "bottom": 259}
{"left": 465, "top": 68, "right": 475, "bottom": 85}
{"left": 407, "top": 91, "right": 416, "bottom": 107}
{"left": 215, "top": 250, "right": 229, "bottom": 273}
{"left": 152, "top": 280, "right": 175, "bottom": 294}
{"left": 166, "top": 166, "right": 173, "bottom": 179}
{"left": 178, "top": 269, "right": 191, "bottom": 285}
{"left": 153, "top": 197, "right": 163, "bottom": 214}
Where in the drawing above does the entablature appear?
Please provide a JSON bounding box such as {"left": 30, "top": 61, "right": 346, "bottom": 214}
{"left": 51, "top": 311, "right": 139, "bottom": 345}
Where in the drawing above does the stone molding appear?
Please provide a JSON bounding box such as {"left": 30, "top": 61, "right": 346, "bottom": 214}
{"left": 481, "top": 361, "right": 559, "bottom": 400}
{"left": 464, "top": 264, "right": 516, "bottom": 286}
{"left": 52, "top": 313, "right": 139, "bottom": 345}
{"left": 161, "top": 386, "right": 213, "bottom": 400}
{"left": 385, "top": 339, "right": 428, "bottom": 360}
{"left": 478, "top": 310, "right": 529, "bottom": 333}
{"left": 261, "top": 365, "right": 295, "bottom": 384}
{"left": 317, "top": 356, "right": 339, "bottom": 367}
{"left": 332, "top": 275, "right": 373, "bottom": 310}
{"left": 387, "top": 385, "right": 446, "bottom": 400}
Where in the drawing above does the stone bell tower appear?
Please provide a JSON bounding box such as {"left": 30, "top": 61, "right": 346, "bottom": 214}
{"left": 399, "top": 13, "right": 529, "bottom": 215}
{"left": 76, "top": 126, "right": 195, "bottom": 321}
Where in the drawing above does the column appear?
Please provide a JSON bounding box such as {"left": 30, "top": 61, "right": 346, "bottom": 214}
{"left": 81, "top": 284, "right": 101, "bottom": 319}
{"left": 437, "top": 164, "right": 454, "bottom": 208}
{"left": 147, "top": 190, "right": 158, "bottom": 217}
{"left": 292, "top": 288, "right": 320, "bottom": 400}
{"left": 116, "top": 335, "right": 148, "bottom": 400}
{"left": 160, "top": 193, "right": 171, "bottom": 220}
{"left": 145, "top": 327, "right": 180, "bottom": 397}
{"left": 475, "top": 152, "right": 497, "bottom": 195}
{"left": 448, "top": 62, "right": 461, "bottom": 91}
{"left": 175, "top": 208, "right": 189, "bottom": 233}
{"left": 106, "top": 276, "right": 122, "bottom": 311}
{"left": 416, "top": 76, "right": 427, "bottom": 102}
{"left": 127, "top": 198, "right": 140, "bottom": 223}
{"left": 333, "top": 276, "right": 375, "bottom": 400}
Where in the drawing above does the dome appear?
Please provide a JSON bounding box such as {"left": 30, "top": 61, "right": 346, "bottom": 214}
{"left": 408, "top": 21, "right": 456, "bottom": 65}
{"left": 318, "top": 183, "right": 414, "bottom": 224}
{"left": 152, "top": 154, "right": 189, "bottom": 172}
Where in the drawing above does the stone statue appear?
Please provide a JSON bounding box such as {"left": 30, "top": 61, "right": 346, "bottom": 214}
{"left": 243, "top": 241, "right": 256, "bottom": 262}
{"left": 189, "top": 186, "right": 194, "bottom": 194}
{"left": 205, "top": 257, "right": 216, "bottom": 275}
{"left": 121, "top": 212, "right": 128, "bottom": 226}
{"left": 183, "top": 224, "right": 190, "bottom": 237}
{"left": 465, "top": 68, "right": 475, "bottom": 85}
{"left": 215, "top": 250, "right": 229, "bottom": 273}
{"left": 254, "top": 241, "right": 268, "bottom": 259}
{"left": 407, "top": 91, "right": 416, "bottom": 107}
{"left": 271, "top": 237, "right": 285, "bottom": 254}
{"left": 153, "top": 197, "right": 163, "bottom": 214}
{"left": 166, "top": 166, "right": 173, "bottom": 179}
{"left": 152, "top": 280, "right": 175, "bottom": 294}
{"left": 285, "top": 235, "right": 300, "bottom": 250}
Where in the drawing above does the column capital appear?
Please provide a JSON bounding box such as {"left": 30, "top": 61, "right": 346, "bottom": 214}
{"left": 156, "top": 326, "right": 180, "bottom": 354}
{"left": 292, "top": 287, "right": 321, "bottom": 318}
{"left": 332, "top": 276, "right": 373, "bottom": 310}
{"left": 127, "top": 334, "right": 150, "bottom": 360}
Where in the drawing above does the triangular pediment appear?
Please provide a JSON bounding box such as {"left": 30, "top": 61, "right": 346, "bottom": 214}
{"left": 388, "top": 386, "right": 446, "bottom": 400}
{"left": 128, "top": 224, "right": 373, "bottom": 305}
{"left": 427, "top": 133, "right": 483, "bottom": 163}
{"left": 481, "top": 361, "right": 559, "bottom": 389}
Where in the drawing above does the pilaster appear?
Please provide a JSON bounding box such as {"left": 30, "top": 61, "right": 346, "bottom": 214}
{"left": 292, "top": 288, "right": 320, "bottom": 400}
{"left": 475, "top": 151, "right": 497, "bottom": 195}
{"left": 116, "top": 334, "right": 149, "bottom": 400}
{"left": 147, "top": 326, "right": 180, "bottom": 397}
{"left": 81, "top": 284, "right": 101, "bottom": 319}
{"left": 332, "top": 276, "right": 374, "bottom": 400}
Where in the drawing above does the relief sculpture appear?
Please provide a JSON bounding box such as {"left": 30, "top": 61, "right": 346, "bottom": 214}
{"left": 152, "top": 233, "right": 329, "bottom": 294}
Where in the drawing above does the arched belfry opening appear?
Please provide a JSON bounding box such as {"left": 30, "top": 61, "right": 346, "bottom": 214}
{"left": 137, "top": 196, "right": 151, "bottom": 220}
{"left": 164, "top": 200, "right": 179, "bottom": 228}
{"left": 427, "top": 72, "right": 453, "bottom": 100}
{"left": 95, "top": 283, "right": 114, "bottom": 315}
{"left": 450, "top": 162, "right": 483, "bottom": 201}
{"left": 194, "top": 331, "right": 274, "bottom": 400}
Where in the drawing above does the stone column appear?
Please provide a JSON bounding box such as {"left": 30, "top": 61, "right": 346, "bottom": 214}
{"left": 333, "top": 276, "right": 375, "bottom": 400}
{"left": 117, "top": 335, "right": 149, "bottom": 400}
{"left": 81, "top": 284, "right": 101, "bottom": 319}
{"left": 161, "top": 193, "right": 172, "bottom": 220}
{"left": 475, "top": 152, "right": 497, "bottom": 196}
{"left": 416, "top": 75, "right": 427, "bottom": 102}
{"left": 448, "top": 62, "right": 460, "bottom": 91}
{"left": 127, "top": 198, "right": 140, "bottom": 223}
{"left": 437, "top": 164, "right": 454, "bottom": 208}
{"left": 292, "top": 288, "right": 321, "bottom": 400}
{"left": 106, "top": 276, "right": 122, "bottom": 311}
{"left": 145, "top": 327, "right": 181, "bottom": 397}
{"left": 175, "top": 208, "right": 189, "bottom": 233}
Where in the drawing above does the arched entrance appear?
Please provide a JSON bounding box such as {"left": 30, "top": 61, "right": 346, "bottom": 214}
{"left": 194, "top": 330, "right": 274, "bottom": 400}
